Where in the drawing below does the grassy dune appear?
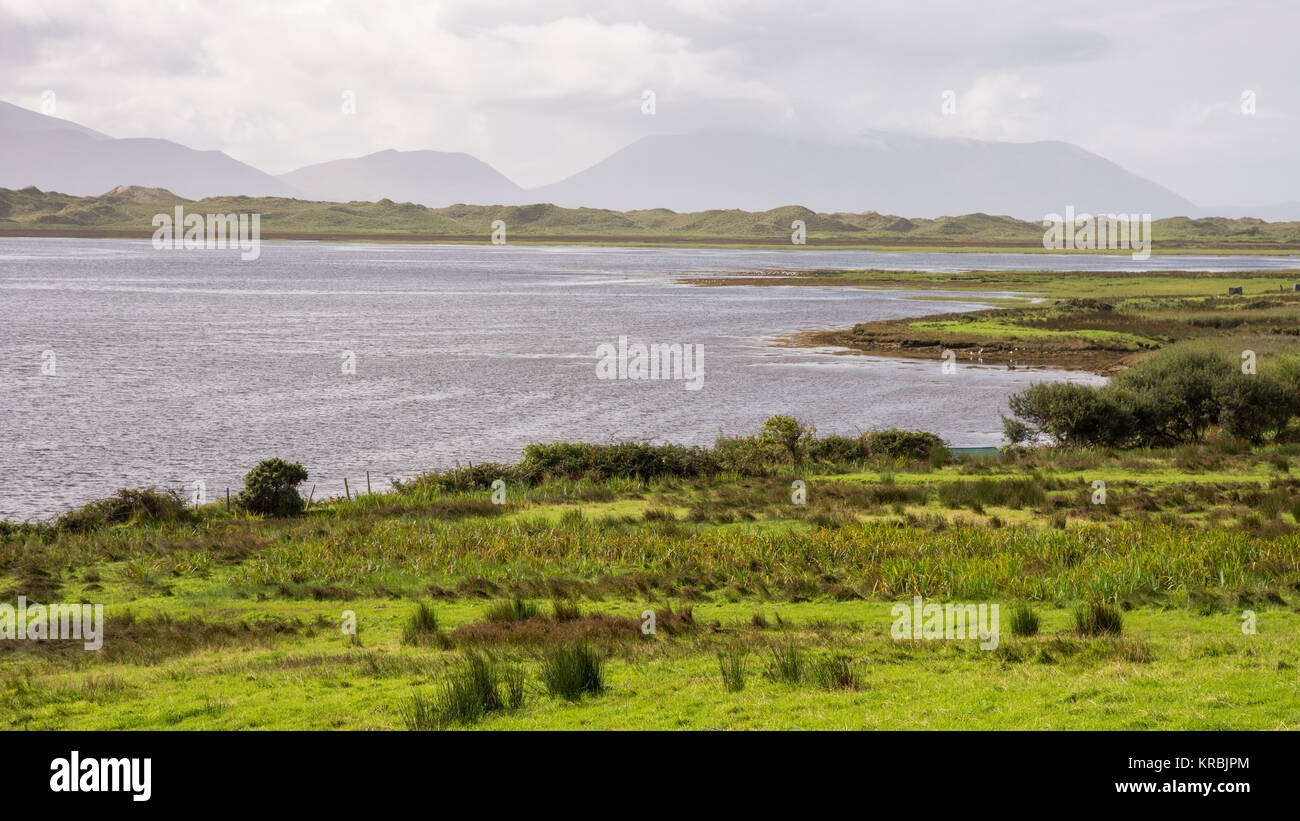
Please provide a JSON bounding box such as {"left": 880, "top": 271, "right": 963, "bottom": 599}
{"left": 5, "top": 186, "right": 1300, "bottom": 251}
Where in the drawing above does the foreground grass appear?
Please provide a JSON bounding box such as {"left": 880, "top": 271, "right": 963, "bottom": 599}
{"left": 3, "top": 598, "right": 1295, "bottom": 730}
{"left": 3, "top": 441, "right": 1300, "bottom": 730}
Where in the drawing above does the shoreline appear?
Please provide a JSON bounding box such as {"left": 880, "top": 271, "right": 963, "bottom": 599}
{"left": 4, "top": 227, "right": 1300, "bottom": 254}
{"left": 683, "top": 268, "right": 1300, "bottom": 375}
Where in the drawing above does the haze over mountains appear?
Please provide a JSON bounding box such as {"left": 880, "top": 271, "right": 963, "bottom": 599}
{"left": 0, "top": 101, "right": 298, "bottom": 200}
{"left": 2, "top": 100, "right": 1294, "bottom": 220}
{"left": 279, "top": 149, "right": 525, "bottom": 208}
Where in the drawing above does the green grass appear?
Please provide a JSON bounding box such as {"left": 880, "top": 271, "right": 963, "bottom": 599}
{"left": 4, "top": 436, "right": 1300, "bottom": 729}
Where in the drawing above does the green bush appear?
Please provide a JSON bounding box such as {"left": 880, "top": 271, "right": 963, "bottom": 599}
{"left": 759, "top": 415, "right": 817, "bottom": 464}
{"left": 860, "top": 429, "right": 947, "bottom": 462}
{"left": 1006, "top": 350, "right": 1300, "bottom": 449}
{"left": 235, "top": 458, "right": 308, "bottom": 517}
{"left": 56, "top": 487, "right": 193, "bottom": 533}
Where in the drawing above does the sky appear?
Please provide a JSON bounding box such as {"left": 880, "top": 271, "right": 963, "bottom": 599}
{"left": 1, "top": 0, "right": 1295, "bottom": 206}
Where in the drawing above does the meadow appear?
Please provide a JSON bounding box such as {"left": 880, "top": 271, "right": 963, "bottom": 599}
{"left": 3, "top": 430, "right": 1299, "bottom": 730}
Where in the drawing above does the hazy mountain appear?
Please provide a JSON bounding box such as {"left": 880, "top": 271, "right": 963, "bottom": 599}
{"left": 0, "top": 100, "right": 300, "bottom": 199}
{"left": 278, "top": 149, "right": 526, "bottom": 206}
{"left": 3, "top": 100, "right": 1293, "bottom": 220}
{"left": 531, "top": 130, "right": 1199, "bottom": 220}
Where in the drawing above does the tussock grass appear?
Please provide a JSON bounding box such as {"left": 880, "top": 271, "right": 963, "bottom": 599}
{"left": 401, "top": 602, "right": 450, "bottom": 647}
{"left": 404, "top": 652, "right": 524, "bottom": 729}
{"left": 1009, "top": 603, "right": 1041, "bottom": 637}
{"left": 1074, "top": 602, "right": 1124, "bottom": 637}
{"left": 810, "top": 654, "right": 861, "bottom": 690}
{"left": 765, "top": 643, "right": 805, "bottom": 684}
{"left": 486, "top": 598, "right": 539, "bottom": 623}
{"left": 540, "top": 643, "right": 605, "bottom": 701}
{"left": 717, "top": 649, "right": 747, "bottom": 692}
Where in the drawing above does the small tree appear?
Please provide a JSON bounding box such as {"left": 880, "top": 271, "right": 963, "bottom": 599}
{"left": 236, "top": 458, "right": 309, "bottom": 516}
{"left": 759, "top": 415, "right": 816, "bottom": 464}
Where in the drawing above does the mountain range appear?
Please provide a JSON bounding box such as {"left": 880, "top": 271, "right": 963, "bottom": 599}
{"left": 2, "top": 99, "right": 1295, "bottom": 221}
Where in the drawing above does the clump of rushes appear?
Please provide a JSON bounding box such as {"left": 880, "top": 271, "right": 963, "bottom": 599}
{"left": 1074, "top": 601, "right": 1123, "bottom": 636}
{"left": 1009, "top": 602, "right": 1041, "bottom": 637}
{"left": 405, "top": 652, "right": 522, "bottom": 729}
{"left": 551, "top": 599, "right": 582, "bottom": 622}
{"left": 810, "top": 654, "right": 860, "bottom": 691}
{"left": 486, "top": 598, "right": 539, "bottom": 623}
{"left": 402, "top": 602, "right": 450, "bottom": 647}
{"left": 717, "top": 649, "right": 747, "bottom": 692}
{"left": 540, "top": 643, "right": 605, "bottom": 701}
{"left": 765, "top": 642, "right": 804, "bottom": 684}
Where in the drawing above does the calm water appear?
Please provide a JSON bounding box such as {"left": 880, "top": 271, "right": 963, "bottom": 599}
{"left": 2, "top": 238, "right": 1294, "bottom": 520}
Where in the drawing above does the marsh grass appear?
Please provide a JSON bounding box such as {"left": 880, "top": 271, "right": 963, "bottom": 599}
{"left": 540, "top": 643, "right": 605, "bottom": 701}
{"left": 717, "top": 649, "right": 747, "bottom": 692}
{"left": 486, "top": 598, "right": 539, "bottom": 623}
{"left": 404, "top": 652, "right": 523, "bottom": 729}
{"left": 1009, "top": 603, "right": 1041, "bottom": 637}
{"left": 1074, "top": 602, "right": 1124, "bottom": 637}
{"left": 401, "top": 602, "right": 450, "bottom": 647}
{"left": 810, "top": 654, "right": 860, "bottom": 690}
{"left": 765, "top": 642, "right": 805, "bottom": 684}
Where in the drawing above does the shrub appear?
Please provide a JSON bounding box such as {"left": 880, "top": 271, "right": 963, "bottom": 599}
{"left": 759, "top": 415, "right": 817, "bottom": 464}
{"left": 1006, "top": 349, "right": 1300, "bottom": 449}
{"left": 235, "top": 458, "right": 308, "bottom": 517}
{"left": 1214, "top": 373, "right": 1295, "bottom": 443}
{"left": 860, "top": 429, "right": 947, "bottom": 462}
{"left": 1006, "top": 383, "right": 1135, "bottom": 448}
{"left": 540, "top": 643, "right": 605, "bottom": 700}
{"left": 56, "top": 487, "right": 193, "bottom": 533}
{"left": 519, "top": 441, "right": 720, "bottom": 482}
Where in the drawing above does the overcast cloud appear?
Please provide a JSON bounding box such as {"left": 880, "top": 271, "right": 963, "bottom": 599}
{"left": 1, "top": 0, "right": 1294, "bottom": 205}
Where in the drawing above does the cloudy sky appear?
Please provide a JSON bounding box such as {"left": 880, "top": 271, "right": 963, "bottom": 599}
{"left": 1, "top": 0, "right": 1294, "bottom": 205}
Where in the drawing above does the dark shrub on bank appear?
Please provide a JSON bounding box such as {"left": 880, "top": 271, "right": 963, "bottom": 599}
{"left": 861, "top": 429, "right": 947, "bottom": 462}
{"left": 395, "top": 417, "right": 949, "bottom": 494}
{"left": 56, "top": 487, "right": 194, "bottom": 533}
{"left": 235, "top": 458, "right": 309, "bottom": 517}
{"left": 1006, "top": 350, "right": 1300, "bottom": 448}
{"left": 520, "top": 441, "right": 722, "bottom": 481}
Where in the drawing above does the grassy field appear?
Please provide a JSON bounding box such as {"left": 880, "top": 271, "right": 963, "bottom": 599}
{"left": 4, "top": 185, "right": 1300, "bottom": 251}
{"left": 4, "top": 439, "right": 1300, "bottom": 730}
